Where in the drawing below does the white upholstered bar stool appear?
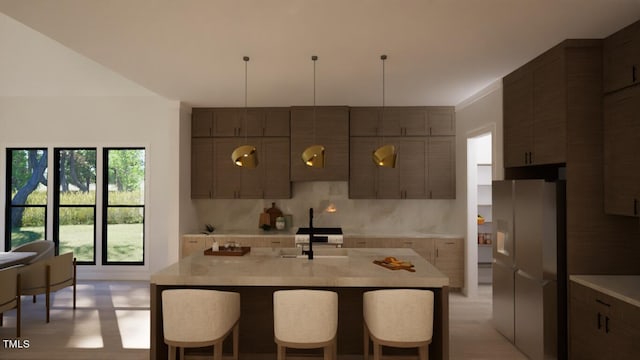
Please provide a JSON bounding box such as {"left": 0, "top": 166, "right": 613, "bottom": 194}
{"left": 363, "top": 289, "right": 434, "bottom": 360}
{"left": 273, "top": 290, "right": 338, "bottom": 360}
{"left": 162, "top": 289, "right": 240, "bottom": 360}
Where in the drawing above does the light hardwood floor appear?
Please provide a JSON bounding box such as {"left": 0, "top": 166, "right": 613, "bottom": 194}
{"left": 0, "top": 282, "right": 526, "bottom": 360}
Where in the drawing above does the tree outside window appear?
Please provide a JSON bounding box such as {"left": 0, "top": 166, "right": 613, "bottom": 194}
{"left": 103, "top": 148, "right": 146, "bottom": 264}
{"left": 5, "top": 149, "right": 48, "bottom": 250}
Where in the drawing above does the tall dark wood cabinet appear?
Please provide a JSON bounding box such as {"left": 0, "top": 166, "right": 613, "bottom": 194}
{"left": 603, "top": 20, "right": 640, "bottom": 94}
{"left": 191, "top": 108, "right": 291, "bottom": 199}
{"left": 349, "top": 107, "right": 455, "bottom": 199}
{"left": 603, "top": 85, "right": 640, "bottom": 217}
{"left": 503, "top": 43, "right": 567, "bottom": 167}
{"left": 290, "top": 106, "right": 349, "bottom": 181}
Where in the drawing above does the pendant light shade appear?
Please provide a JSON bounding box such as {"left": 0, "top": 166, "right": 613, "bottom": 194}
{"left": 372, "top": 144, "right": 397, "bottom": 167}
{"left": 373, "top": 54, "right": 397, "bottom": 168}
{"left": 302, "top": 55, "right": 325, "bottom": 168}
{"left": 232, "top": 56, "right": 258, "bottom": 168}
{"left": 232, "top": 144, "right": 258, "bottom": 167}
{"left": 302, "top": 144, "right": 325, "bottom": 167}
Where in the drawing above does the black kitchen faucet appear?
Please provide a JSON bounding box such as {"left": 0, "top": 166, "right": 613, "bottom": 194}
{"left": 303, "top": 207, "right": 315, "bottom": 260}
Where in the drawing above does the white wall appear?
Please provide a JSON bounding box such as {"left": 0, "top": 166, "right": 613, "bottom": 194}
{"left": 0, "top": 13, "right": 181, "bottom": 279}
{"left": 454, "top": 80, "right": 504, "bottom": 295}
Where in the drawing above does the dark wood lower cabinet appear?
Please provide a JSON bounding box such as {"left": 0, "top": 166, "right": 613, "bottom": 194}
{"left": 570, "top": 281, "right": 640, "bottom": 360}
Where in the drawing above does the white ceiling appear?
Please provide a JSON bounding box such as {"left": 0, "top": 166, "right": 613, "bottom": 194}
{"left": 1, "top": 0, "right": 639, "bottom": 108}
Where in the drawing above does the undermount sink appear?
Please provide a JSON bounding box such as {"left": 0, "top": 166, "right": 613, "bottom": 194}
{"left": 279, "top": 247, "right": 348, "bottom": 259}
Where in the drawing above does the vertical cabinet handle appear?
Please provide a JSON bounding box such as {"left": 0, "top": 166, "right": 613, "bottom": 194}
{"left": 597, "top": 312, "right": 602, "bottom": 330}
{"left": 605, "top": 316, "right": 610, "bottom": 334}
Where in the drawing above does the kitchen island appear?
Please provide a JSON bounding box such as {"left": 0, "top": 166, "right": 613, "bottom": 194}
{"left": 150, "top": 247, "right": 450, "bottom": 359}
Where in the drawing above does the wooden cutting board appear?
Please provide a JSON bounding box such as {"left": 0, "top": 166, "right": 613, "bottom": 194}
{"left": 373, "top": 259, "right": 416, "bottom": 272}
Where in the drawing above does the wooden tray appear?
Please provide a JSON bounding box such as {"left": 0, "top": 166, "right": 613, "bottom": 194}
{"left": 373, "top": 259, "right": 416, "bottom": 272}
{"left": 204, "top": 247, "right": 251, "bottom": 256}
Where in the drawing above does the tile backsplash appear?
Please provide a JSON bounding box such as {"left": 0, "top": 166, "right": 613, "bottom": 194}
{"left": 192, "top": 182, "right": 458, "bottom": 235}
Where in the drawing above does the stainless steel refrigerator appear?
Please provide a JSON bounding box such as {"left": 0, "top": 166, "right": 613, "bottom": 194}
{"left": 492, "top": 179, "right": 566, "bottom": 360}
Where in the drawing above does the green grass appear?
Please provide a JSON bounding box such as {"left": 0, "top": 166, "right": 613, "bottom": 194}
{"left": 11, "top": 224, "right": 143, "bottom": 263}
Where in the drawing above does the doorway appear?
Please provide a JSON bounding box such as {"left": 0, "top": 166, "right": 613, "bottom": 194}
{"left": 466, "top": 130, "right": 493, "bottom": 297}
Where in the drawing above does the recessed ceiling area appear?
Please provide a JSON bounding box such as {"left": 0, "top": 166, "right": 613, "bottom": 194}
{"left": 1, "top": 0, "right": 639, "bottom": 107}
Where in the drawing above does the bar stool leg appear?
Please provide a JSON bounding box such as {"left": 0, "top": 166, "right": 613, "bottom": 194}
{"left": 419, "top": 344, "right": 429, "bottom": 360}
{"left": 277, "top": 344, "right": 285, "bottom": 360}
{"left": 233, "top": 322, "right": 239, "bottom": 360}
{"left": 363, "top": 325, "right": 369, "bottom": 360}
{"left": 213, "top": 339, "right": 223, "bottom": 360}
{"left": 373, "top": 340, "right": 382, "bottom": 360}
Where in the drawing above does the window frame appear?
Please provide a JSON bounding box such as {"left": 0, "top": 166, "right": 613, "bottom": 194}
{"left": 5, "top": 148, "right": 49, "bottom": 251}
{"left": 101, "top": 147, "right": 146, "bottom": 266}
{"left": 53, "top": 147, "right": 97, "bottom": 264}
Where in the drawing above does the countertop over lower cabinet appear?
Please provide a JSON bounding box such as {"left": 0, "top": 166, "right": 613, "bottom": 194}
{"left": 570, "top": 275, "right": 640, "bottom": 308}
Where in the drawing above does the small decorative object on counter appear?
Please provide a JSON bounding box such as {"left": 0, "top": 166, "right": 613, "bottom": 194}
{"left": 276, "top": 217, "right": 286, "bottom": 230}
{"left": 211, "top": 240, "right": 219, "bottom": 251}
{"left": 266, "top": 202, "right": 283, "bottom": 228}
{"left": 477, "top": 215, "right": 485, "bottom": 225}
{"left": 259, "top": 210, "right": 271, "bottom": 229}
{"left": 202, "top": 223, "right": 215, "bottom": 234}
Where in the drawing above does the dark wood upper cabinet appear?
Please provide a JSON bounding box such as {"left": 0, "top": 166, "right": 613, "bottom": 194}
{"left": 503, "top": 40, "right": 600, "bottom": 168}
{"left": 192, "top": 108, "right": 290, "bottom": 138}
{"left": 192, "top": 108, "right": 213, "bottom": 137}
{"left": 604, "top": 20, "right": 640, "bottom": 94}
{"left": 350, "top": 107, "right": 455, "bottom": 137}
{"left": 603, "top": 85, "right": 640, "bottom": 217}
{"left": 191, "top": 107, "right": 291, "bottom": 199}
{"left": 290, "top": 106, "right": 349, "bottom": 181}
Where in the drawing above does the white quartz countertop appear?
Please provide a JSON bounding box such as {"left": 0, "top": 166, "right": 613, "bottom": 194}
{"left": 570, "top": 275, "right": 640, "bottom": 308}
{"left": 151, "top": 247, "right": 449, "bottom": 288}
{"left": 185, "top": 230, "right": 462, "bottom": 238}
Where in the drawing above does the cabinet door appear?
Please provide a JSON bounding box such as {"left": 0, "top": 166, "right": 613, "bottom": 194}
{"left": 428, "top": 136, "right": 455, "bottom": 199}
{"left": 343, "top": 237, "right": 369, "bottom": 248}
{"left": 532, "top": 49, "right": 566, "bottom": 165}
{"left": 376, "top": 138, "right": 402, "bottom": 199}
{"left": 350, "top": 107, "right": 381, "bottom": 136}
{"left": 265, "top": 236, "right": 294, "bottom": 248}
{"left": 212, "top": 138, "right": 242, "bottom": 198}
{"left": 381, "top": 107, "right": 429, "bottom": 136}
{"left": 398, "top": 138, "right": 428, "bottom": 199}
{"left": 503, "top": 68, "right": 534, "bottom": 167}
{"left": 433, "top": 238, "right": 463, "bottom": 287}
{"left": 237, "top": 137, "right": 264, "bottom": 199}
{"left": 212, "top": 108, "right": 263, "bottom": 137}
{"left": 604, "top": 21, "right": 640, "bottom": 93}
{"left": 570, "top": 283, "right": 612, "bottom": 360}
{"left": 192, "top": 109, "right": 213, "bottom": 137}
{"left": 263, "top": 108, "right": 290, "bottom": 137}
{"left": 262, "top": 138, "right": 291, "bottom": 199}
{"left": 191, "top": 138, "right": 213, "bottom": 198}
{"left": 349, "top": 137, "right": 378, "bottom": 199}
{"left": 427, "top": 107, "right": 456, "bottom": 136}
{"left": 290, "top": 107, "right": 349, "bottom": 181}
{"left": 181, "top": 236, "right": 206, "bottom": 258}
{"left": 604, "top": 86, "right": 640, "bottom": 217}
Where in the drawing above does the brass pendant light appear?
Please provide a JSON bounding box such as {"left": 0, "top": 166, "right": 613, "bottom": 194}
{"left": 231, "top": 56, "right": 258, "bottom": 168}
{"left": 302, "top": 55, "right": 326, "bottom": 168}
{"left": 372, "top": 54, "right": 397, "bottom": 168}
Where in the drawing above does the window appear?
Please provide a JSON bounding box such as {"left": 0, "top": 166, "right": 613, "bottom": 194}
{"left": 54, "top": 148, "right": 97, "bottom": 264}
{"left": 102, "top": 148, "right": 146, "bottom": 265}
{"left": 5, "top": 149, "right": 48, "bottom": 250}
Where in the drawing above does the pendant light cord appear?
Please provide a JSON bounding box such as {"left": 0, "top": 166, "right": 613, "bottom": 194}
{"left": 381, "top": 54, "right": 387, "bottom": 146}
{"left": 244, "top": 56, "right": 249, "bottom": 144}
{"left": 312, "top": 55, "right": 318, "bottom": 145}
